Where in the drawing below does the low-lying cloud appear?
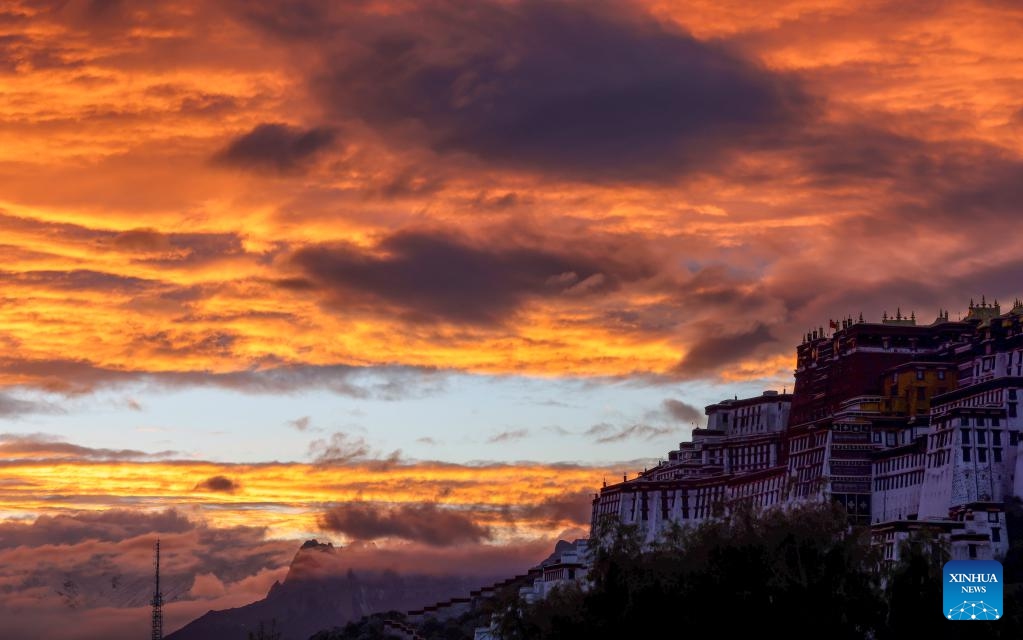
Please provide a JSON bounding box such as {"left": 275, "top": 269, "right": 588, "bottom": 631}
{"left": 318, "top": 502, "right": 493, "bottom": 546}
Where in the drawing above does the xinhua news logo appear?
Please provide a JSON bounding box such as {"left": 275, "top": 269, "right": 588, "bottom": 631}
{"left": 943, "top": 560, "right": 1003, "bottom": 621}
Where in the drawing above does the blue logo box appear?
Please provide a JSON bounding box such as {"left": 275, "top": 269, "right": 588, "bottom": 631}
{"left": 943, "top": 560, "right": 1003, "bottom": 621}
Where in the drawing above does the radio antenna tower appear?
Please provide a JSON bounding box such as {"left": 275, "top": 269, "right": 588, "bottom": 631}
{"left": 151, "top": 538, "right": 163, "bottom": 640}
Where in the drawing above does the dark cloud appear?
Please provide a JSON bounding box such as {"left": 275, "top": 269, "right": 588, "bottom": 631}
{"left": 661, "top": 399, "right": 703, "bottom": 424}
{"left": 230, "top": 0, "right": 338, "bottom": 40}
{"left": 786, "top": 129, "right": 1023, "bottom": 241}
{"left": 0, "top": 269, "right": 154, "bottom": 295}
{"left": 178, "top": 92, "right": 239, "bottom": 116}
{"left": 194, "top": 475, "right": 240, "bottom": 493}
{"left": 0, "top": 32, "right": 84, "bottom": 74}
{"left": 318, "top": 502, "right": 492, "bottom": 546}
{"left": 0, "top": 433, "right": 176, "bottom": 461}
{"left": 128, "top": 329, "right": 239, "bottom": 360}
{"left": 795, "top": 124, "right": 929, "bottom": 188}
{"left": 307, "top": 431, "right": 371, "bottom": 465}
{"left": 307, "top": 431, "right": 401, "bottom": 469}
{"left": 517, "top": 489, "right": 594, "bottom": 527}
{"left": 115, "top": 228, "right": 246, "bottom": 265}
{"left": 213, "top": 122, "right": 337, "bottom": 173}
{"left": 0, "top": 393, "right": 61, "bottom": 418}
{"left": 0, "top": 357, "right": 442, "bottom": 398}
{"left": 304, "top": 0, "right": 811, "bottom": 182}
{"left": 584, "top": 422, "right": 675, "bottom": 444}
{"left": 487, "top": 428, "right": 528, "bottom": 444}
{"left": 675, "top": 323, "right": 775, "bottom": 377}
{"left": 0, "top": 212, "right": 249, "bottom": 267}
{"left": 0, "top": 508, "right": 193, "bottom": 549}
{"left": 289, "top": 229, "right": 644, "bottom": 325}
{"left": 923, "top": 154, "right": 1023, "bottom": 223}
{"left": 110, "top": 228, "right": 175, "bottom": 252}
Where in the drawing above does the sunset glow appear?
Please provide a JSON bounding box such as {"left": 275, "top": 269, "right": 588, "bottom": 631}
{"left": 2, "top": 1, "right": 1023, "bottom": 637}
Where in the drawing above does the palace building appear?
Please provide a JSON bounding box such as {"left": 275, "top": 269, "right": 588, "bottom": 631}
{"left": 591, "top": 298, "right": 1023, "bottom": 562}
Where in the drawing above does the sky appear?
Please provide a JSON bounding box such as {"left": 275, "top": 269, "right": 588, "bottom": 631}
{"left": 2, "top": 0, "right": 1023, "bottom": 637}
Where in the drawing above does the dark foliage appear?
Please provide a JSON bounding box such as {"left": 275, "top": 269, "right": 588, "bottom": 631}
{"left": 499, "top": 502, "right": 1023, "bottom": 639}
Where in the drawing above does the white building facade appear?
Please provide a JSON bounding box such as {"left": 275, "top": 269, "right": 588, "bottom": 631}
{"left": 592, "top": 300, "right": 1023, "bottom": 562}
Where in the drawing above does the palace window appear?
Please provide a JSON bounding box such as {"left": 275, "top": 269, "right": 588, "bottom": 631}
{"left": 978, "top": 430, "right": 986, "bottom": 445}
{"left": 962, "top": 428, "right": 970, "bottom": 444}
{"left": 978, "top": 448, "right": 987, "bottom": 463}
{"left": 962, "top": 447, "right": 971, "bottom": 462}
{"left": 993, "top": 430, "right": 1001, "bottom": 446}
{"left": 994, "top": 448, "right": 1002, "bottom": 463}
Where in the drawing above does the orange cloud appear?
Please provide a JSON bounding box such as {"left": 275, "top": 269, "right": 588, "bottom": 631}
{"left": 0, "top": 0, "right": 1016, "bottom": 387}
{"left": 3, "top": 2, "right": 1023, "bottom": 636}
{"left": 0, "top": 434, "right": 605, "bottom": 542}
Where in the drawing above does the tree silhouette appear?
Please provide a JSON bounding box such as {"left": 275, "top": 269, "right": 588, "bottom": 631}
{"left": 503, "top": 502, "right": 885, "bottom": 639}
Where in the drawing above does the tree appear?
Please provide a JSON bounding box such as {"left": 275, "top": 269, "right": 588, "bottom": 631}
{"left": 502, "top": 501, "right": 887, "bottom": 639}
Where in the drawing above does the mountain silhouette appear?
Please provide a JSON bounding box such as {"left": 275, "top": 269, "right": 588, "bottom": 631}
{"left": 166, "top": 540, "right": 495, "bottom": 640}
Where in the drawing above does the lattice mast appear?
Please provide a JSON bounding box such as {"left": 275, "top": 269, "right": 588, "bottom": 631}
{"left": 151, "top": 538, "right": 163, "bottom": 640}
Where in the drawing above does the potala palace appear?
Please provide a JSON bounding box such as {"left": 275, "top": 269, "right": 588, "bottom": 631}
{"left": 591, "top": 298, "right": 1023, "bottom": 563}
{"left": 455, "top": 298, "right": 1023, "bottom": 639}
